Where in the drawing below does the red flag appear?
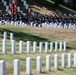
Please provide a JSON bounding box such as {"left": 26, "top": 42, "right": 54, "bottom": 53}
{"left": 9, "top": 0, "right": 13, "bottom": 14}
{"left": 28, "top": 8, "right": 33, "bottom": 16}
{"left": 9, "top": 0, "right": 18, "bottom": 16}
{"left": 13, "top": 0, "right": 18, "bottom": 16}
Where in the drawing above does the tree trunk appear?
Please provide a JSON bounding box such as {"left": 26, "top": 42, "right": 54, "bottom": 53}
{"left": 55, "top": 0, "right": 60, "bottom": 7}
{"left": 73, "top": 0, "right": 76, "bottom": 9}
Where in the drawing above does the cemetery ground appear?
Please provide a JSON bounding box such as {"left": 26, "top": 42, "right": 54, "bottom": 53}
{"left": 0, "top": 25, "right": 76, "bottom": 75}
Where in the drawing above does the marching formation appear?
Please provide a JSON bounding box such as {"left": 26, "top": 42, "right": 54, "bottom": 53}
{"left": 30, "top": 13, "right": 76, "bottom": 29}
{"left": 0, "top": 11, "right": 28, "bottom": 26}
{"left": 0, "top": 10, "right": 76, "bottom": 29}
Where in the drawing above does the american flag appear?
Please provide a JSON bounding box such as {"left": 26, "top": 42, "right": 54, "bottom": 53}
{"left": 13, "top": 0, "right": 18, "bottom": 16}
{"left": 28, "top": 8, "right": 33, "bottom": 16}
{"left": 9, "top": 0, "right": 18, "bottom": 16}
{"left": 9, "top": 0, "right": 13, "bottom": 14}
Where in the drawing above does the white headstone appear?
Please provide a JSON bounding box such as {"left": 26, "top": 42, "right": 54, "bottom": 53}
{"left": 33, "top": 42, "right": 37, "bottom": 53}
{"left": 27, "top": 41, "right": 30, "bottom": 53}
{"left": 46, "top": 55, "right": 51, "bottom": 71}
{"left": 0, "top": 60, "right": 6, "bottom": 75}
{"left": 50, "top": 42, "right": 53, "bottom": 52}
{"left": 10, "top": 33, "right": 13, "bottom": 41}
{"left": 60, "top": 42, "right": 62, "bottom": 51}
{"left": 54, "top": 54, "right": 58, "bottom": 70}
{"left": 62, "top": 54, "right": 66, "bottom": 68}
{"left": 2, "top": 39, "right": 7, "bottom": 54}
{"left": 74, "top": 53, "right": 76, "bottom": 67}
{"left": 11, "top": 40, "right": 16, "bottom": 54}
{"left": 45, "top": 42, "right": 48, "bottom": 53}
{"left": 19, "top": 41, "right": 23, "bottom": 53}
{"left": 37, "top": 56, "right": 42, "bottom": 73}
{"left": 39, "top": 42, "right": 43, "bottom": 53}
{"left": 63, "top": 41, "right": 66, "bottom": 51}
{"left": 68, "top": 53, "right": 72, "bottom": 68}
{"left": 26, "top": 57, "right": 32, "bottom": 75}
{"left": 3, "top": 32, "right": 7, "bottom": 40}
{"left": 14, "top": 59, "right": 20, "bottom": 75}
{"left": 55, "top": 42, "right": 58, "bottom": 52}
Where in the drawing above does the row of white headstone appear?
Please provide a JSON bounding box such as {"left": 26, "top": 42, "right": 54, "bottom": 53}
{"left": 0, "top": 53, "right": 76, "bottom": 75}
{"left": 2, "top": 40, "right": 66, "bottom": 54}
{"left": 3, "top": 32, "right": 66, "bottom": 54}
{"left": 3, "top": 32, "right": 14, "bottom": 41}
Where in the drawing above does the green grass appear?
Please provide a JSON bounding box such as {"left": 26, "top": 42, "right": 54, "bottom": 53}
{"left": 0, "top": 25, "right": 76, "bottom": 75}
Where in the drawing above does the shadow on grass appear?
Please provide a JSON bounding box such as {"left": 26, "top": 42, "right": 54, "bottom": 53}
{"left": 0, "top": 28, "right": 49, "bottom": 43}
{"left": 58, "top": 68, "right": 64, "bottom": 71}
{"left": 66, "top": 46, "right": 73, "bottom": 50}
{"left": 41, "top": 71, "right": 48, "bottom": 74}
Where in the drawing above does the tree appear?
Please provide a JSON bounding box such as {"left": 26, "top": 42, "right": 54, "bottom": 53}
{"left": 73, "top": 0, "right": 76, "bottom": 9}
{"left": 55, "top": 0, "right": 60, "bottom": 7}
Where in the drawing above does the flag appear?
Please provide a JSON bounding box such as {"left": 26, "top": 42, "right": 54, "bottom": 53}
{"left": 13, "top": 0, "right": 18, "bottom": 16}
{"left": 28, "top": 8, "right": 33, "bottom": 16}
{"left": 9, "top": 0, "right": 18, "bottom": 16}
{"left": 9, "top": 0, "right": 13, "bottom": 14}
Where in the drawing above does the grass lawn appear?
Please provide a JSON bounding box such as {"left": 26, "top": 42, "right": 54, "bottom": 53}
{"left": 0, "top": 25, "right": 76, "bottom": 75}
